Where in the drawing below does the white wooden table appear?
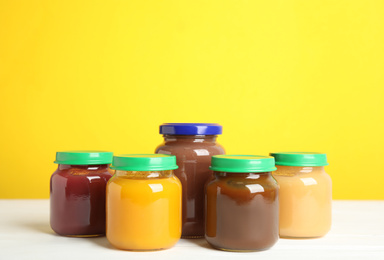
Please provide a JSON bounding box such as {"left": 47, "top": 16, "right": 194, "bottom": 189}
{"left": 0, "top": 200, "right": 383, "bottom": 260}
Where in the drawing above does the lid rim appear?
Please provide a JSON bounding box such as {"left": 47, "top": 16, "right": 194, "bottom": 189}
{"left": 162, "top": 134, "right": 219, "bottom": 136}
{"left": 54, "top": 161, "right": 111, "bottom": 165}
{"left": 270, "top": 152, "right": 328, "bottom": 167}
{"left": 210, "top": 166, "right": 277, "bottom": 173}
{"left": 275, "top": 162, "right": 329, "bottom": 166}
{"left": 210, "top": 155, "right": 276, "bottom": 173}
{"left": 111, "top": 166, "right": 178, "bottom": 171}
{"left": 54, "top": 151, "right": 113, "bottom": 165}
{"left": 112, "top": 154, "right": 178, "bottom": 171}
{"left": 160, "top": 123, "right": 222, "bottom": 135}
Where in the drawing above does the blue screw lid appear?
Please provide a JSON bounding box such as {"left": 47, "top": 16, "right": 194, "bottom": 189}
{"left": 159, "top": 123, "right": 223, "bottom": 135}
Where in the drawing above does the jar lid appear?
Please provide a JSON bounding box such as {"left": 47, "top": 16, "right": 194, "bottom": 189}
{"left": 54, "top": 151, "right": 113, "bottom": 165}
{"left": 210, "top": 155, "right": 277, "bottom": 173}
{"left": 270, "top": 152, "right": 328, "bottom": 166}
{"left": 111, "top": 154, "right": 179, "bottom": 171}
{"left": 159, "top": 123, "right": 222, "bottom": 135}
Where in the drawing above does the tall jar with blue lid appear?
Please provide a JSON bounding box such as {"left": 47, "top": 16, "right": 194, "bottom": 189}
{"left": 155, "top": 123, "right": 225, "bottom": 238}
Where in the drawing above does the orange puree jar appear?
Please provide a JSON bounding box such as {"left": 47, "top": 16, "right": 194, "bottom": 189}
{"left": 106, "top": 154, "right": 182, "bottom": 251}
{"left": 270, "top": 152, "right": 332, "bottom": 238}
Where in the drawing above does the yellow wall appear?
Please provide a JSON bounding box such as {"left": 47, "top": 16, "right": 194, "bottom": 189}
{"left": 0, "top": 0, "right": 383, "bottom": 199}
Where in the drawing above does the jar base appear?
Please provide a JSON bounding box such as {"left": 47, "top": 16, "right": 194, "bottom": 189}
{"left": 63, "top": 234, "right": 104, "bottom": 238}
{"left": 121, "top": 248, "right": 169, "bottom": 252}
{"left": 209, "top": 245, "right": 272, "bottom": 252}
{"left": 207, "top": 240, "right": 274, "bottom": 252}
{"left": 181, "top": 235, "right": 204, "bottom": 239}
{"left": 111, "top": 245, "right": 173, "bottom": 251}
{"left": 280, "top": 235, "right": 325, "bottom": 239}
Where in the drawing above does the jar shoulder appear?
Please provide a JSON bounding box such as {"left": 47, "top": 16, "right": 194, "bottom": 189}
{"left": 108, "top": 176, "right": 182, "bottom": 195}
{"left": 155, "top": 142, "right": 225, "bottom": 155}
{"left": 272, "top": 170, "right": 332, "bottom": 186}
{"left": 206, "top": 176, "right": 278, "bottom": 202}
{"left": 51, "top": 168, "right": 112, "bottom": 181}
{"left": 108, "top": 175, "right": 181, "bottom": 186}
{"left": 207, "top": 175, "right": 278, "bottom": 190}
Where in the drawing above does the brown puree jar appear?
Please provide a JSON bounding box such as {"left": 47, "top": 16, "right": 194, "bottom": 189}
{"left": 206, "top": 155, "right": 279, "bottom": 251}
{"left": 155, "top": 123, "right": 225, "bottom": 238}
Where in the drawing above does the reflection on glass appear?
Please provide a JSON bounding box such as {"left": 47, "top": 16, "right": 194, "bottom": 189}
{"left": 246, "top": 184, "right": 265, "bottom": 193}
{"left": 194, "top": 149, "right": 210, "bottom": 156}
{"left": 300, "top": 177, "right": 317, "bottom": 186}
{"left": 149, "top": 183, "right": 163, "bottom": 193}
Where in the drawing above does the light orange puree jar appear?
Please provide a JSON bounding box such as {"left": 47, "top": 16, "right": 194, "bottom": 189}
{"left": 106, "top": 154, "right": 181, "bottom": 251}
{"left": 270, "top": 152, "right": 332, "bottom": 238}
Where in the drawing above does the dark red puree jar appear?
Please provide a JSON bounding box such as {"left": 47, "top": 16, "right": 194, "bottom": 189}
{"left": 206, "top": 155, "right": 279, "bottom": 251}
{"left": 50, "top": 151, "right": 113, "bottom": 237}
{"left": 155, "top": 123, "right": 225, "bottom": 238}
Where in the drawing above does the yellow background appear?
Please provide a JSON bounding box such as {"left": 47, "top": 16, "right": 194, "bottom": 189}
{"left": 1, "top": 1, "right": 383, "bottom": 199}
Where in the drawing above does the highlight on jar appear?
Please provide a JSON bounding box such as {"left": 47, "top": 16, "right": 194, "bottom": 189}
{"left": 155, "top": 123, "right": 225, "bottom": 238}
{"left": 205, "top": 155, "right": 279, "bottom": 252}
{"left": 106, "top": 154, "right": 182, "bottom": 251}
{"left": 50, "top": 150, "right": 114, "bottom": 237}
{"left": 270, "top": 152, "right": 332, "bottom": 239}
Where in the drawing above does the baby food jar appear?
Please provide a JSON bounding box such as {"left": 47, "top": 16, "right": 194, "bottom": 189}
{"left": 270, "top": 152, "right": 332, "bottom": 238}
{"left": 206, "top": 155, "right": 279, "bottom": 251}
{"left": 106, "top": 154, "right": 182, "bottom": 251}
{"left": 155, "top": 123, "right": 225, "bottom": 238}
{"left": 50, "top": 151, "right": 113, "bottom": 237}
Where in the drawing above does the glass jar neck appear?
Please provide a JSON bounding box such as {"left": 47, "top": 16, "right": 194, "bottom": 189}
{"left": 163, "top": 135, "right": 218, "bottom": 143}
{"left": 274, "top": 165, "right": 325, "bottom": 175}
{"left": 214, "top": 172, "right": 271, "bottom": 179}
{"left": 58, "top": 164, "right": 109, "bottom": 170}
{"left": 115, "top": 170, "right": 174, "bottom": 179}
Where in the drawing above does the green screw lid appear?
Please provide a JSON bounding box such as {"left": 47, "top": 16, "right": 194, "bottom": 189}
{"left": 209, "top": 155, "right": 277, "bottom": 173}
{"left": 54, "top": 151, "right": 113, "bottom": 165}
{"left": 111, "top": 154, "right": 179, "bottom": 171}
{"left": 270, "top": 152, "right": 328, "bottom": 166}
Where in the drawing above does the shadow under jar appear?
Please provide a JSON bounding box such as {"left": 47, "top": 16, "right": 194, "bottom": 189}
{"left": 50, "top": 151, "right": 113, "bottom": 237}
{"left": 205, "top": 155, "right": 279, "bottom": 251}
{"left": 155, "top": 123, "right": 225, "bottom": 238}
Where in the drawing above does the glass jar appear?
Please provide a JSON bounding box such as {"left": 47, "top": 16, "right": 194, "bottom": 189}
{"left": 205, "top": 155, "right": 279, "bottom": 251}
{"left": 155, "top": 123, "right": 225, "bottom": 238}
{"left": 270, "top": 152, "right": 332, "bottom": 238}
{"left": 106, "top": 154, "right": 182, "bottom": 251}
{"left": 50, "top": 151, "right": 113, "bottom": 237}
